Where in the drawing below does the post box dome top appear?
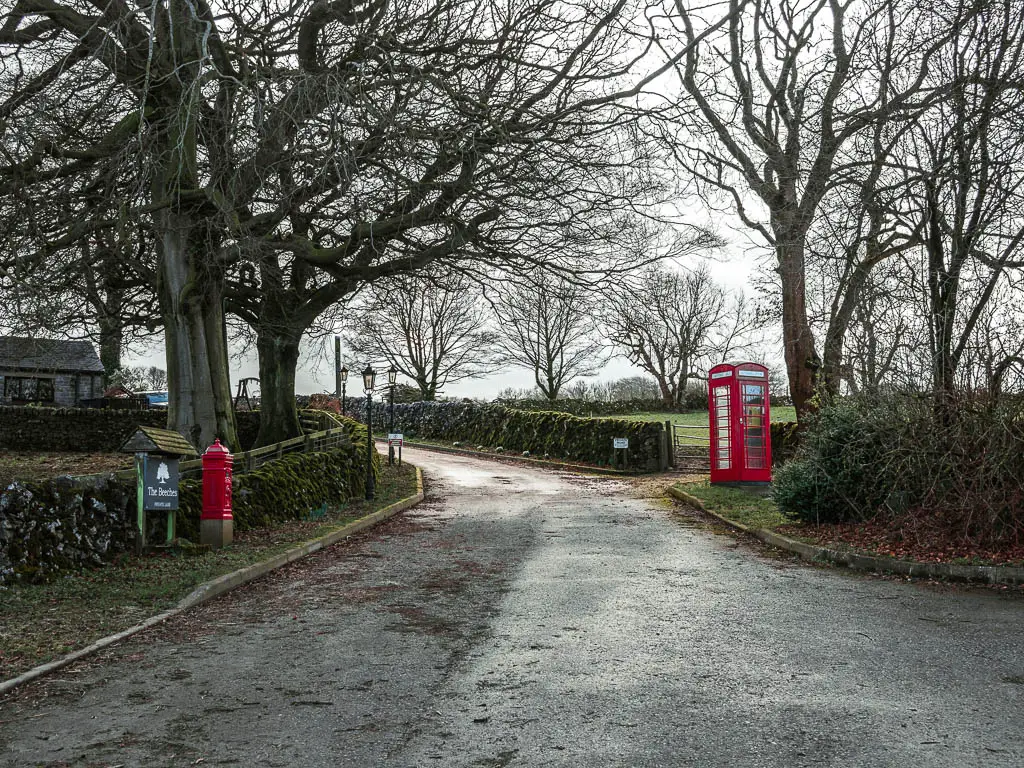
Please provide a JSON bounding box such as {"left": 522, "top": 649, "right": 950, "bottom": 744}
{"left": 119, "top": 425, "right": 199, "bottom": 457}
{"left": 204, "top": 438, "right": 232, "bottom": 456}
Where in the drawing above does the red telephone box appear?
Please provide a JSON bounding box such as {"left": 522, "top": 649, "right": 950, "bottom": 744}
{"left": 708, "top": 362, "right": 772, "bottom": 484}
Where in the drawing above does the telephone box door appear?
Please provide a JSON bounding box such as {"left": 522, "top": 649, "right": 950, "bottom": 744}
{"left": 709, "top": 363, "right": 772, "bottom": 484}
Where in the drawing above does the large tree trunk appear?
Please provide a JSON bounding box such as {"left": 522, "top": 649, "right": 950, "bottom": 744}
{"left": 150, "top": 2, "right": 238, "bottom": 452}
{"left": 657, "top": 377, "right": 673, "bottom": 407}
{"left": 157, "top": 212, "right": 238, "bottom": 452}
{"left": 416, "top": 377, "right": 437, "bottom": 400}
{"left": 254, "top": 324, "right": 304, "bottom": 447}
{"left": 778, "top": 239, "right": 821, "bottom": 419}
{"left": 97, "top": 314, "right": 123, "bottom": 385}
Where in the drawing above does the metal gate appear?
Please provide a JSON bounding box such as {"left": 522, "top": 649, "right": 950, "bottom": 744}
{"left": 673, "top": 423, "right": 710, "bottom": 472}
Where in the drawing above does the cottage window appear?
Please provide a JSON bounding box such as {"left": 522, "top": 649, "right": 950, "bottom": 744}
{"left": 4, "top": 376, "right": 55, "bottom": 402}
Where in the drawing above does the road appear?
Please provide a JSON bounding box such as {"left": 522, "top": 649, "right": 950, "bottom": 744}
{"left": 1, "top": 448, "right": 1022, "bottom": 767}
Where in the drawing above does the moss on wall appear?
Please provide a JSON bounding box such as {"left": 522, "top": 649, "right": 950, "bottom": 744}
{"left": 0, "top": 415, "right": 378, "bottom": 584}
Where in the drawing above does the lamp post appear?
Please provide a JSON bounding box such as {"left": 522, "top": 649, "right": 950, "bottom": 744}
{"left": 340, "top": 365, "right": 348, "bottom": 417}
{"left": 387, "top": 365, "right": 398, "bottom": 466}
{"left": 363, "top": 364, "right": 376, "bottom": 500}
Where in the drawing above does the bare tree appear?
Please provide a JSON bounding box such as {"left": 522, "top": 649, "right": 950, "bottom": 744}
{"left": 818, "top": 0, "right": 1024, "bottom": 400}
{"left": 658, "top": 0, "right": 963, "bottom": 418}
{"left": 602, "top": 263, "right": 760, "bottom": 405}
{"left": 493, "top": 275, "right": 603, "bottom": 400}
{"left": 342, "top": 274, "right": 498, "bottom": 400}
{"left": 1, "top": 0, "right": 730, "bottom": 447}
{"left": 899, "top": 0, "right": 1024, "bottom": 401}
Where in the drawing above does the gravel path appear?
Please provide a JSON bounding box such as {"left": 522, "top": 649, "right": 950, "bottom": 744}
{"left": 1, "top": 448, "right": 1021, "bottom": 767}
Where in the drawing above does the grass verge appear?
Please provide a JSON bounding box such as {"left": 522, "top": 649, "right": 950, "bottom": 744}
{"left": 0, "top": 461, "right": 418, "bottom": 680}
{"left": 673, "top": 480, "right": 792, "bottom": 530}
{"left": 674, "top": 481, "right": 1024, "bottom": 571}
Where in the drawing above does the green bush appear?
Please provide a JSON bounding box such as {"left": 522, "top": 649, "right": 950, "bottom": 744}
{"left": 769, "top": 421, "right": 800, "bottom": 465}
{"left": 774, "top": 395, "right": 1024, "bottom": 545}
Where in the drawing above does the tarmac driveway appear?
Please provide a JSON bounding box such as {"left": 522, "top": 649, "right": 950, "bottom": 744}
{"left": 1, "top": 447, "right": 1022, "bottom": 767}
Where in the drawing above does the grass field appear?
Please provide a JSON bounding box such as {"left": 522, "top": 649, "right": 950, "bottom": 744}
{"left": 598, "top": 406, "right": 798, "bottom": 425}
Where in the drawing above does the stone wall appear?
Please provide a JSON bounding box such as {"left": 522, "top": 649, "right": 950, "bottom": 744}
{"left": 349, "top": 400, "right": 668, "bottom": 471}
{"left": 0, "top": 407, "right": 262, "bottom": 453}
{"left": 0, "top": 415, "right": 376, "bottom": 584}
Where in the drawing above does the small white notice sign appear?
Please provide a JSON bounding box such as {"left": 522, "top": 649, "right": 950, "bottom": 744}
{"left": 613, "top": 438, "right": 629, "bottom": 450}
{"left": 388, "top": 433, "right": 404, "bottom": 446}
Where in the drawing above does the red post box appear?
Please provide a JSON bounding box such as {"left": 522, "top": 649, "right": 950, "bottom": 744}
{"left": 201, "top": 439, "right": 233, "bottom": 547}
{"left": 708, "top": 362, "right": 772, "bottom": 485}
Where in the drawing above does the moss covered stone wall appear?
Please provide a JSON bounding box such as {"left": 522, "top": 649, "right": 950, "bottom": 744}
{"left": 0, "top": 406, "right": 262, "bottom": 453}
{"left": 367, "top": 401, "right": 666, "bottom": 471}
{"left": 0, "top": 416, "right": 377, "bottom": 584}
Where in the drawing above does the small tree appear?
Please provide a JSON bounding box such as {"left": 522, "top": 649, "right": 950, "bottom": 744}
{"left": 602, "top": 264, "right": 760, "bottom": 406}
{"left": 492, "top": 275, "right": 603, "bottom": 400}
{"left": 343, "top": 274, "right": 498, "bottom": 401}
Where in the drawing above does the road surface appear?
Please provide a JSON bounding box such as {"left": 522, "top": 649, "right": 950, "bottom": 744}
{"left": 1, "top": 448, "right": 1022, "bottom": 767}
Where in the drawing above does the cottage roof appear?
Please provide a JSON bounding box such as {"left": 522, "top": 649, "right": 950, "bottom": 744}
{"left": 0, "top": 336, "right": 104, "bottom": 374}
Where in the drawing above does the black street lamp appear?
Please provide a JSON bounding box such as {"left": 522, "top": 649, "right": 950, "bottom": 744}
{"left": 387, "top": 365, "right": 398, "bottom": 466}
{"left": 340, "top": 365, "right": 348, "bottom": 417}
{"left": 362, "top": 364, "right": 376, "bottom": 500}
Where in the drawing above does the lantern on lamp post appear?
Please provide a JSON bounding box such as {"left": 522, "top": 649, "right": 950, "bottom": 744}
{"left": 387, "top": 365, "right": 398, "bottom": 465}
{"left": 363, "top": 364, "right": 376, "bottom": 500}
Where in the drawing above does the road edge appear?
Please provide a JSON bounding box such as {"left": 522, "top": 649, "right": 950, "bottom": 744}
{"left": 666, "top": 485, "right": 1024, "bottom": 587}
{"left": 1, "top": 467, "right": 426, "bottom": 696}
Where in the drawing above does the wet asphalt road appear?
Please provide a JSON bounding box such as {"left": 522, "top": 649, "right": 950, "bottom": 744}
{"left": 1, "top": 447, "right": 1022, "bottom": 767}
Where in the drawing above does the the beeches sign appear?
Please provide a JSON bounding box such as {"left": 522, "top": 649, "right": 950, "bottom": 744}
{"left": 143, "top": 457, "right": 180, "bottom": 510}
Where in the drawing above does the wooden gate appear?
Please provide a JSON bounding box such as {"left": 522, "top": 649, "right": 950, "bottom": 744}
{"left": 673, "top": 423, "right": 710, "bottom": 472}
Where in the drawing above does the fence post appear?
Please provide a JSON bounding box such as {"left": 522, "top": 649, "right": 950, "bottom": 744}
{"left": 665, "top": 420, "right": 675, "bottom": 469}
{"left": 663, "top": 423, "right": 671, "bottom": 473}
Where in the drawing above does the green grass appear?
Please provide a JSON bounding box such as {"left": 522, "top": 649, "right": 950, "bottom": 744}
{"left": 674, "top": 479, "right": 794, "bottom": 530}
{"left": 0, "top": 462, "right": 418, "bottom": 680}
{"left": 603, "top": 407, "right": 798, "bottom": 425}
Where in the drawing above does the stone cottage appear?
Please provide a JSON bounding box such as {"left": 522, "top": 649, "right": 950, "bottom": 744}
{"left": 0, "top": 336, "right": 105, "bottom": 407}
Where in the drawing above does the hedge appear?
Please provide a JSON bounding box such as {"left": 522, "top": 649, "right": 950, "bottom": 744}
{"left": 773, "top": 395, "right": 1024, "bottom": 546}
{"left": 769, "top": 421, "right": 800, "bottom": 465}
{"left": 0, "top": 416, "right": 377, "bottom": 584}
{"left": 354, "top": 400, "right": 666, "bottom": 471}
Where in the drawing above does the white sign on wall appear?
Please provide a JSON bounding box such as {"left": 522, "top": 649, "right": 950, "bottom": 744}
{"left": 613, "top": 438, "right": 629, "bottom": 449}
